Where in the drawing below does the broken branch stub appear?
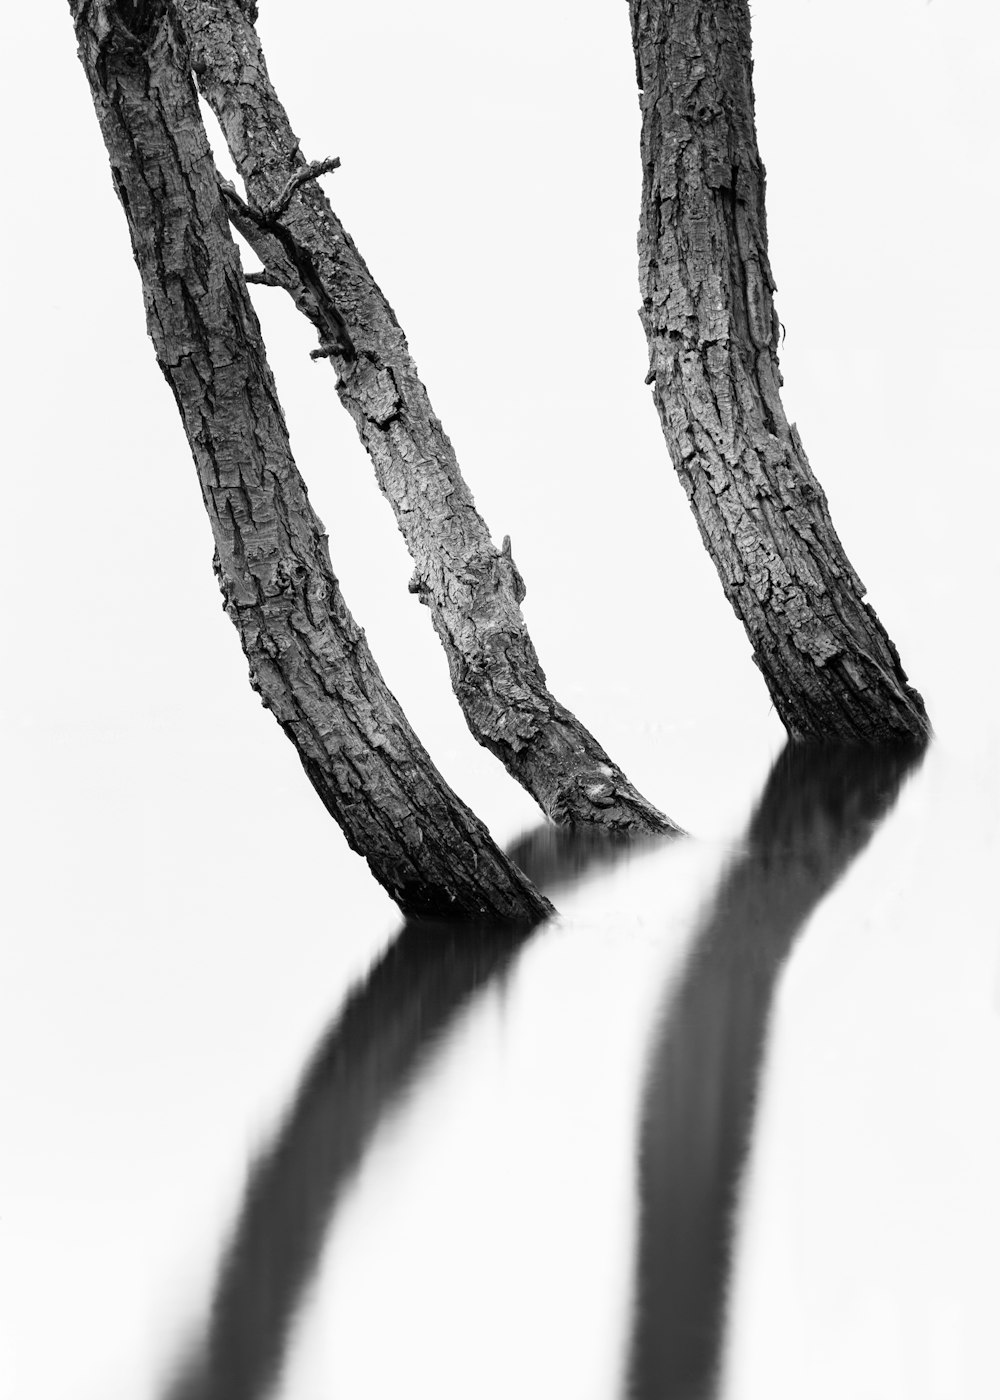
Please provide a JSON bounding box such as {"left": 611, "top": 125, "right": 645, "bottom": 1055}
{"left": 180, "top": 0, "right": 682, "bottom": 835}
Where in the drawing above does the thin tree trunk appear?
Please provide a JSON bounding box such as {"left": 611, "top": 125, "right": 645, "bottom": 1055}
{"left": 630, "top": 0, "right": 930, "bottom": 743}
{"left": 171, "top": 0, "right": 680, "bottom": 836}
{"left": 68, "top": 0, "right": 549, "bottom": 924}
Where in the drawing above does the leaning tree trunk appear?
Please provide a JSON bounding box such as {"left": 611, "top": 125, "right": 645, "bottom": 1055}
{"left": 630, "top": 0, "right": 930, "bottom": 743}
{"left": 169, "top": 0, "right": 679, "bottom": 836}
{"left": 69, "top": 0, "right": 549, "bottom": 925}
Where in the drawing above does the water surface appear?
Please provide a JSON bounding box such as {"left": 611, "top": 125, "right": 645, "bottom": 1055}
{"left": 3, "top": 740, "right": 997, "bottom": 1400}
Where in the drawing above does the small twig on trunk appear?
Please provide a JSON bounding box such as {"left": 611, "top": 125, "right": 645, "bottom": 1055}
{"left": 219, "top": 175, "right": 356, "bottom": 362}
{"left": 264, "top": 157, "right": 340, "bottom": 220}
{"left": 217, "top": 176, "right": 255, "bottom": 223}
{"left": 189, "top": 0, "right": 679, "bottom": 829}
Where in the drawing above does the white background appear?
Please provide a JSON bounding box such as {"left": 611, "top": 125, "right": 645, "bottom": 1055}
{"left": 2, "top": 2, "right": 999, "bottom": 1398}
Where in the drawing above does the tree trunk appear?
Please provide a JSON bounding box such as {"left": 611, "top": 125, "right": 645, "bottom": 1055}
{"left": 68, "top": 0, "right": 549, "bottom": 925}
{"left": 171, "top": 0, "right": 680, "bottom": 836}
{"left": 630, "top": 0, "right": 930, "bottom": 743}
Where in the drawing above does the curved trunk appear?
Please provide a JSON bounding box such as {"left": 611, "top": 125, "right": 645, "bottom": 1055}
{"left": 630, "top": 0, "right": 929, "bottom": 743}
{"left": 172, "top": 0, "right": 680, "bottom": 835}
{"left": 69, "top": 0, "right": 549, "bottom": 924}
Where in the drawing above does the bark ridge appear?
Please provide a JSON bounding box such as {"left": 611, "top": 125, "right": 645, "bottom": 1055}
{"left": 69, "top": 0, "right": 550, "bottom": 923}
{"left": 176, "top": 0, "right": 681, "bottom": 833}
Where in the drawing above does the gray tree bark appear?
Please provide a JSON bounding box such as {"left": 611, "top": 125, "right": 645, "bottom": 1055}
{"left": 171, "top": 0, "right": 680, "bottom": 835}
{"left": 630, "top": 0, "right": 930, "bottom": 742}
{"left": 68, "top": 0, "right": 550, "bottom": 924}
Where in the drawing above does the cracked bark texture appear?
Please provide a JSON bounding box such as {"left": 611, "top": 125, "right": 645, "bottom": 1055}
{"left": 630, "top": 0, "right": 930, "bottom": 742}
{"left": 172, "top": 0, "right": 679, "bottom": 835}
{"left": 68, "top": 0, "right": 550, "bottom": 924}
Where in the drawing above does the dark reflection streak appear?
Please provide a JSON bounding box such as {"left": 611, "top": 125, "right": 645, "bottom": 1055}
{"left": 163, "top": 919, "right": 528, "bottom": 1400}
{"left": 508, "top": 825, "right": 676, "bottom": 896}
{"left": 626, "top": 742, "right": 924, "bottom": 1400}
{"left": 164, "top": 824, "right": 641, "bottom": 1400}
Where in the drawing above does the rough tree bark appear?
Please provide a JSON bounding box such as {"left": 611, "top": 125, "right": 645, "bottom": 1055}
{"left": 69, "top": 0, "right": 550, "bottom": 924}
{"left": 171, "top": 0, "right": 679, "bottom": 836}
{"left": 630, "top": 0, "right": 930, "bottom": 742}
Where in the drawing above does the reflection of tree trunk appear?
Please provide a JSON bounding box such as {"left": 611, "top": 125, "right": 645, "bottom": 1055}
{"left": 506, "top": 825, "right": 668, "bottom": 896}
{"left": 629, "top": 0, "right": 929, "bottom": 743}
{"left": 172, "top": 0, "right": 678, "bottom": 836}
{"left": 161, "top": 825, "right": 642, "bottom": 1400}
{"left": 163, "top": 918, "right": 533, "bottom": 1400}
{"left": 627, "top": 742, "right": 922, "bottom": 1400}
{"left": 68, "top": 2, "right": 548, "bottom": 923}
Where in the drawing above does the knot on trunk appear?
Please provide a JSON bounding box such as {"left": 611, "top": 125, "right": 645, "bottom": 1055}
{"left": 500, "top": 535, "right": 526, "bottom": 604}
{"left": 271, "top": 557, "right": 309, "bottom": 597}
{"left": 408, "top": 568, "right": 430, "bottom": 605}
{"left": 105, "top": 0, "right": 170, "bottom": 57}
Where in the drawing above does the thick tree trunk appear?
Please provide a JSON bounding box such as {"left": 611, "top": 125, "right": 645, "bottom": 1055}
{"left": 171, "top": 0, "right": 679, "bottom": 835}
{"left": 630, "top": 0, "right": 930, "bottom": 743}
{"left": 69, "top": 0, "right": 549, "bottom": 924}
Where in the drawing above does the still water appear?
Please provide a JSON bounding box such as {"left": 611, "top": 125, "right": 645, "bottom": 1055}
{"left": 3, "top": 739, "right": 998, "bottom": 1400}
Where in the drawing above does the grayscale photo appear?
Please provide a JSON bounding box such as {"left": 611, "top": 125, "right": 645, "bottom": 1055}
{"left": 2, "top": 1, "right": 998, "bottom": 1397}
